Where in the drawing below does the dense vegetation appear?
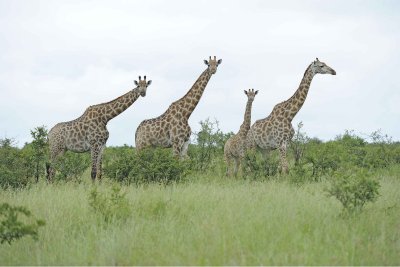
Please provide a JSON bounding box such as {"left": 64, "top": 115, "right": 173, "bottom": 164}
{"left": 0, "top": 120, "right": 399, "bottom": 265}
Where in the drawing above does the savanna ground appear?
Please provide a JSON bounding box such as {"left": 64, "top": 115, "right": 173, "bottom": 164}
{"left": 1, "top": 167, "right": 400, "bottom": 265}
{"left": 0, "top": 121, "right": 400, "bottom": 265}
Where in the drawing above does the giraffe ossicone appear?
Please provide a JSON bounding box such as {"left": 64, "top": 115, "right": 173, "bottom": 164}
{"left": 246, "top": 58, "right": 336, "bottom": 174}
{"left": 46, "top": 75, "right": 152, "bottom": 181}
{"left": 135, "top": 56, "right": 222, "bottom": 158}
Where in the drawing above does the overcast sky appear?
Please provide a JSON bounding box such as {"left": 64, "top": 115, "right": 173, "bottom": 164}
{"left": 1, "top": 0, "right": 399, "bottom": 147}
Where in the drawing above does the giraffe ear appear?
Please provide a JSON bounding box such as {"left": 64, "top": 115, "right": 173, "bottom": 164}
{"left": 217, "top": 59, "right": 222, "bottom": 65}
{"left": 255, "top": 90, "right": 259, "bottom": 95}
{"left": 244, "top": 90, "right": 248, "bottom": 95}
{"left": 147, "top": 80, "right": 152, "bottom": 86}
{"left": 204, "top": 60, "right": 209, "bottom": 66}
{"left": 134, "top": 80, "right": 139, "bottom": 86}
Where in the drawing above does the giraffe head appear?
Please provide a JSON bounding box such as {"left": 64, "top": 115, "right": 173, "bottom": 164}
{"left": 134, "top": 75, "right": 152, "bottom": 97}
{"left": 204, "top": 56, "right": 222, "bottom": 74}
{"left": 244, "top": 88, "right": 258, "bottom": 101}
{"left": 310, "top": 58, "right": 336, "bottom": 75}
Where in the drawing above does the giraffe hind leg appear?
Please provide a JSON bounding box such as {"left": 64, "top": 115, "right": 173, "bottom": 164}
{"left": 279, "top": 143, "right": 289, "bottom": 174}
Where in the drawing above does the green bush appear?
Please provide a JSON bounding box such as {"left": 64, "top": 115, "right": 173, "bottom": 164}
{"left": 327, "top": 169, "right": 380, "bottom": 213}
{"left": 305, "top": 141, "right": 343, "bottom": 177}
{"left": 242, "top": 149, "right": 280, "bottom": 179}
{"left": 53, "top": 151, "right": 90, "bottom": 181}
{"left": 88, "top": 184, "right": 132, "bottom": 224}
{"left": 0, "top": 203, "right": 45, "bottom": 245}
{"left": 189, "top": 118, "right": 232, "bottom": 172}
{"left": 0, "top": 138, "right": 29, "bottom": 189}
{"left": 103, "top": 146, "right": 136, "bottom": 183}
{"left": 104, "top": 147, "right": 190, "bottom": 185}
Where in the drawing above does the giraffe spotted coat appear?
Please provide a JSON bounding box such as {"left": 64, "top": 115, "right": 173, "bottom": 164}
{"left": 135, "top": 56, "right": 222, "bottom": 157}
{"left": 47, "top": 76, "right": 152, "bottom": 181}
{"left": 246, "top": 58, "right": 336, "bottom": 173}
{"left": 224, "top": 88, "right": 258, "bottom": 176}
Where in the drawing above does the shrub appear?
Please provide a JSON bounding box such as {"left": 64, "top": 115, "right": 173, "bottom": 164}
{"left": 103, "top": 146, "right": 136, "bottom": 183}
{"left": 305, "top": 141, "right": 343, "bottom": 177}
{"left": 242, "top": 149, "right": 280, "bottom": 179}
{"left": 104, "top": 147, "right": 190, "bottom": 184}
{"left": 30, "top": 126, "right": 48, "bottom": 182}
{"left": 88, "top": 184, "right": 131, "bottom": 224}
{"left": 327, "top": 169, "right": 380, "bottom": 214}
{"left": 131, "top": 148, "right": 190, "bottom": 184}
{"left": 0, "top": 203, "right": 45, "bottom": 245}
{"left": 190, "top": 118, "right": 232, "bottom": 171}
{"left": 53, "top": 151, "right": 90, "bottom": 181}
{"left": 290, "top": 121, "right": 309, "bottom": 166}
{"left": 0, "top": 138, "right": 29, "bottom": 189}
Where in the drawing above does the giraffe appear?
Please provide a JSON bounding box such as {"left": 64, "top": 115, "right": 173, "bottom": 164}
{"left": 135, "top": 56, "right": 222, "bottom": 157}
{"left": 224, "top": 88, "right": 258, "bottom": 176}
{"left": 246, "top": 58, "right": 336, "bottom": 174}
{"left": 46, "top": 76, "right": 152, "bottom": 181}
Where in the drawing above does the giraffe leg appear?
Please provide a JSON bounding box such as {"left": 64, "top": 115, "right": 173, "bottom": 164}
{"left": 96, "top": 145, "right": 105, "bottom": 180}
{"left": 90, "top": 145, "right": 101, "bottom": 181}
{"left": 233, "top": 157, "right": 239, "bottom": 177}
{"left": 224, "top": 154, "right": 232, "bottom": 176}
{"left": 172, "top": 139, "right": 185, "bottom": 159}
{"left": 180, "top": 140, "right": 190, "bottom": 159}
{"left": 279, "top": 143, "right": 289, "bottom": 174}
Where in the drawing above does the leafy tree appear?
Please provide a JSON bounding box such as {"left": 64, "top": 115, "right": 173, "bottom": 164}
{"left": 190, "top": 118, "right": 232, "bottom": 171}
{"left": 0, "top": 138, "right": 28, "bottom": 189}
{"left": 290, "top": 121, "right": 309, "bottom": 166}
{"left": 30, "top": 126, "right": 48, "bottom": 182}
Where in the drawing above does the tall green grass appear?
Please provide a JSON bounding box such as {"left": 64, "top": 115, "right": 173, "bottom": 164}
{"left": 0, "top": 167, "right": 399, "bottom": 265}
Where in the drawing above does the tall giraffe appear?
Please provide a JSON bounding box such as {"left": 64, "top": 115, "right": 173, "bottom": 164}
{"left": 135, "top": 56, "right": 222, "bottom": 157}
{"left": 224, "top": 88, "right": 258, "bottom": 176}
{"left": 246, "top": 58, "right": 336, "bottom": 174}
{"left": 47, "top": 76, "right": 152, "bottom": 181}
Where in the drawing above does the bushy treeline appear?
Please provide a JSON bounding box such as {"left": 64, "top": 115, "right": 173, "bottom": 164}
{"left": 0, "top": 121, "right": 399, "bottom": 189}
{"left": 0, "top": 126, "right": 90, "bottom": 189}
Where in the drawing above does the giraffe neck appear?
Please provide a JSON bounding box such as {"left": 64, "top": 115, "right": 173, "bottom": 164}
{"left": 173, "top": 69, "right": 212, "bottom": 120}
{"left": 93, "top": 87, "right": 141, "bottom": 123}
{"left": 285, "top": 64, "right": 315, "bottom": 121}
{"left": 238, "top": 99, "right": 254, "bottom": 137}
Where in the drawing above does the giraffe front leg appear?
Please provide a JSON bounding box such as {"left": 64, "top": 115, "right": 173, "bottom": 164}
{"left": 180, "top": 140, "right": 190, "bottom": 159}
{"left": 172, "top": 140, "right": 184, "bottom": 159}
{"left": 279, "top": 143, "right": 289, "bottom": 174}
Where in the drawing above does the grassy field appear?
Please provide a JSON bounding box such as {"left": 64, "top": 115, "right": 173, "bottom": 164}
{"left": 0, "top": 167, "right": 399, "bottom": 265}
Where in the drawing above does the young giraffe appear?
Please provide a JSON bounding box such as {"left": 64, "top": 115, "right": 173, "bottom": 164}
{"left": 47, "top": 76, "right": 152, "bottom": 181}
{"left": 246, "top": 58, "right": 336, "bottom": 174}
{"left": 224, "top": 88, "right": 258, "bottom": 176}
{"left": 135, "top": 56, "right": 222, "bottom": 157}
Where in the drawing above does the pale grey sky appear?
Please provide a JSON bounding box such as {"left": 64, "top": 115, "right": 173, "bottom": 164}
{"left": 0, "top": 0, "right": 399, "bottom": 146}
